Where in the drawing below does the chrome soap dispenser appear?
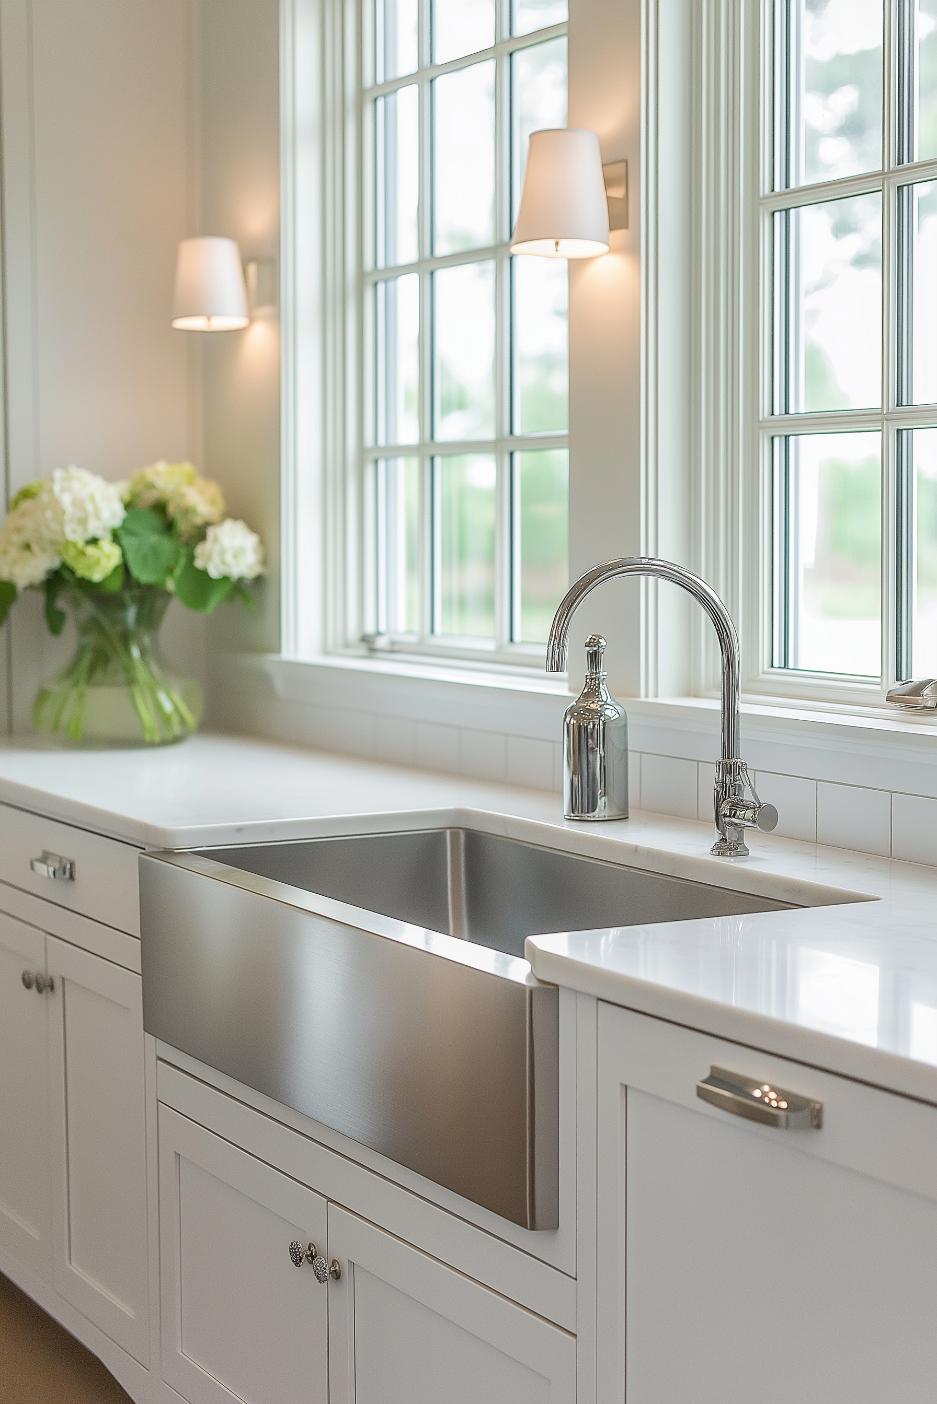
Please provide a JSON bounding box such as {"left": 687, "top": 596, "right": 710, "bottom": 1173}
{"left": 563, "top": 633, "right": 628, "bottom": 821}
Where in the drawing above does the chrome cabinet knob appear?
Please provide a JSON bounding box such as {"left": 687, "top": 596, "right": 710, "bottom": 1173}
{"left": 34, "top": 973, "right": 55, "bottom": 995}
{"left": 21, "top": 970, "right": 34, "bottom": 990}
{"left": 30, "top": 851, "right": 75, "bottom": 882}
{"left": 288, "top": 1240, "right": 318, "bottom": 1268}
{"left": 312, "top": 1255, "right": 342, "bottom": 1284}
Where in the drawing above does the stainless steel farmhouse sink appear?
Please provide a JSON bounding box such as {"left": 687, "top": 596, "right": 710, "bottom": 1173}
{"left": 140, "top": 825, "right": 799, "bottom": 1230}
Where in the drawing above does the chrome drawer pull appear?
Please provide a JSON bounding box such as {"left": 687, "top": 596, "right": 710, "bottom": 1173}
{"left": 696, "top": 1066, "right": 822, "bottom": 1130}
{"left": 30, "top": 851, "right": 75, "bottom": 882}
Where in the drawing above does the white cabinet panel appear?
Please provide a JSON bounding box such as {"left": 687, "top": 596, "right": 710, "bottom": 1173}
{"left": 0, "top": 912, "right": 49, "bottom": 1276}
{"left": 159, "top": 1106, "right": 329, "bottom": 1404}
{"left": 597, "top": 1002, "right": 937, "bottom": 1404}
{"left": 47, "top": 935, "right": 149, "bottom": 1365}
{"left": 328, "top": 1206, "right": 575, "bottom": 1404}
{"left": 0, "top": 804, "right": 140, "bottom": 934}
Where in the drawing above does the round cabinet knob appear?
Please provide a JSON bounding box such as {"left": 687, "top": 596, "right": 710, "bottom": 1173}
{"left": 21, "top": 970, "right": 34, "bottom": 990}
{"left": 329, "top": 1259, "right": 342, "bottom": 1282}
{"left": 34, "top": 974, "right": 54, "bottom": 995}
{"left": 288, "top": 1240, "right": 318, "bottom": 1268}
{"left": 312, "top": 1253, "right": 331, "bottom": 1285}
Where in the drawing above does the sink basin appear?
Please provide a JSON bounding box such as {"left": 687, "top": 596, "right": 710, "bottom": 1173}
{"left": 208, "top": 827, "right": 796, "bottom": 959}
{"left": 139, "top": 823, "right": 803, "bottom": 1231}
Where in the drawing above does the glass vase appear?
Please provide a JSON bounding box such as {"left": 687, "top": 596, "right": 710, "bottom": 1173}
{"left": 32, "top": 587, "right": 202, "bottom": 747}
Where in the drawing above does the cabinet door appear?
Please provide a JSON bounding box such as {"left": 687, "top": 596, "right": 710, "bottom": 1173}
{"left": 159, "top": 1106, "right": 329, "bottom": 1404}
{"left": 597, "top": 1003, "right": 937, "bottom": 1404}
{"left": 0, "top": 912, "right": 49, "bottom": 1277}
{"left": 328, "top": 1205, "right": 575, "bottom": 1404}
{"left": 46, "top": 935, "right": 149, "bottom": 1365}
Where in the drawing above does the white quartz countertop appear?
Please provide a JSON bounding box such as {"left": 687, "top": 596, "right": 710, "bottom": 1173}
{"left": 4, "top": 732, "right": 937, "bottom": 1105}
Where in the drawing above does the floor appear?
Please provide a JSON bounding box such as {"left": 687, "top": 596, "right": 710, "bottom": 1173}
{"left": 0, "top": 1273, "right": 132, "bottom": 1403}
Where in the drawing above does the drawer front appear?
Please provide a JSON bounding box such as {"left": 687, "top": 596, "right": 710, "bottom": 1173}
{"left": 0, "top": 805, "right": 140, "bottom": 936}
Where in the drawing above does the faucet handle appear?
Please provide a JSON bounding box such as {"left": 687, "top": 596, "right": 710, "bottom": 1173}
{"left": 712, "top": 760, "right": 778, "bottom": 856}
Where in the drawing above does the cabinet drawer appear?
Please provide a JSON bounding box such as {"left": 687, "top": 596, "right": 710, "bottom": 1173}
{"left": 0, "top": 805, "right": 140, "bottom": 936}
{"left": 600, "top": 1002, "right": 937, "bottom": 1199}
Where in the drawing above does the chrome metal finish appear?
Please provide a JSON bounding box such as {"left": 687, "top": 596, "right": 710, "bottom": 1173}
{"left": 312, "top": 1253, "right": 332, "bottom": 1285}
{"left": 140, "top": 828, "right": 794, "bottom": 1229}
{"left": 886, "top": 678, "right": 937, "bottom": 709}
{"left": 696, "top": 1066, "right": 823, "bottom": 1130}
{"left": 30, "top": 850, "right": 75, "bottom": 882}
{"left": 546, "top": 557, "right": 779, "bottom": 857}
{"left": 33, "top": 973, "right": 54, "bottom": 995}
{"left": 329, "top": 1260, "right": 342, "bottom": 1282}
{"left": 289, "top": 1241, "right": 318, "bottom": 1268}
{"left": 563, "top": 634, "right": 628, "bottom": 821}
{"left": 21, "top": 970, "right": 34, "bottom": 990}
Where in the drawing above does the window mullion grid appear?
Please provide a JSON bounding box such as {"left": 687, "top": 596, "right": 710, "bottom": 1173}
{"left": 494, "top": 33, "right": 511, "bottom": 651}
{"left": 418, "top": 0, "right": 434, "bottom": 642}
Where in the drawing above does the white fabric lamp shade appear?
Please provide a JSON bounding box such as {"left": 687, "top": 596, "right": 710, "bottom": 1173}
{"left": 510, "top": 128, "right": 610, "bottom": 259}
{"left": 172, "top": 236, "right": 250, "bottom": 331}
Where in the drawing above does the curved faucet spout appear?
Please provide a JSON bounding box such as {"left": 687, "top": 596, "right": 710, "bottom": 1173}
{"left": 546, "top": 556, "right": 776, "bottom": 858}
{"left": 546, "top": 556, "right": 740, "bottom": 762}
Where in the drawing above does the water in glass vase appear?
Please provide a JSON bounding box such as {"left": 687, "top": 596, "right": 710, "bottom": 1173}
{"left": 33, "top": 587, "right": 203, "bottom": 747}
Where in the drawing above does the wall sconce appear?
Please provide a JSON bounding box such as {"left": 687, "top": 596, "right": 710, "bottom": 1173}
{"left": 172, "top": 236, "right": 250, "bottom": 331}
{"left": 510, "top": 129, "right": 628, "bottom": 259}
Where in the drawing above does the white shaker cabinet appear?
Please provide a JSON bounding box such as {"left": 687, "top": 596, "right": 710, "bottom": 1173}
{"left": 46, "top": 934, "right": 149, "bottom": 1366}
{"left": 328, "top": 1206, "right": 576, "bottom": 1404}
{"left": 0, "top": 911, "right": 50, "bottom": 1278}
{"left": 596, "top": 1002, "right": 937, "bottom": 1404}
{"left": 158, "top": 1106, "right": 330, "bottom": 1404}
{"left": 159, "top": 1102, "right": 575, "bottom": 1404}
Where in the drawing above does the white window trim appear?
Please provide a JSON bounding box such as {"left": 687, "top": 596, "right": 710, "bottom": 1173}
{"left": 279, "top": 0, "right": 646, "bottom": 695}
{"left": 695, "top": 0, "right": 937, "bottom": 713}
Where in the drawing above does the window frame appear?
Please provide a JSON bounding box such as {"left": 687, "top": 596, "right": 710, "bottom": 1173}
{"left": 704, "top": 0, "right": 937, "bottom": 712}
{"left": 347, "top": 2, "right": 572, "bottom": 671}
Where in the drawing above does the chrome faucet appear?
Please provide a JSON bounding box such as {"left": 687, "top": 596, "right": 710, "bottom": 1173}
{"left": 546, "top": 556, "right": 778, "bottom": 858}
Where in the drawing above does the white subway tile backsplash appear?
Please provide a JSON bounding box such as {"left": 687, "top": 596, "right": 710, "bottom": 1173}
{"left": 460, "top": 728, "right": 507, "bottom": 783}
{"left": 415, "top": 721, "right": 460, "bottom": 775}
{"left": 628, "top": 751, "right": 642, "bottom": 813}
{"left": 754, "top": 771, "right": 817, "bottom": 843}
{"left": 817, "top": 781, "right": 891, "bottom": 857}
{"left": 506, "top": 735, "right": 554, "bottom": 791}
{"left": 377, "top": 715, "right": 416, "bottom": 767}
{"left": 641, "top": 754, "right": 699, "bottom": 821}
{"left": 891, "top": 793, "right": 937, "bottom": 866}
{"left": 697, "top": 763, "right": 715, "bottom": 822}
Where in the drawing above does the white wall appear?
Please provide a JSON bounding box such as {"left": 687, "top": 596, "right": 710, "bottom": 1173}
{"left": 0, "top": 0, "right": 202, "bottom": 730}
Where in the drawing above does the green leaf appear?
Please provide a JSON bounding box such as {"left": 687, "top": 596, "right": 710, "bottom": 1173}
{"left": 0, "top": 581, "right": 16, "bottom": 628}
{"left": 117, "top": 507, "right": 181, "bottom": 585}
{"left": 172, "top": 549, "right": 235, "bottom": 613}
{"left": 43, "top": 575, "right": 66, "bottom": 635}
{"left": 96, "top": 562, "right": 125, "bottom": 593}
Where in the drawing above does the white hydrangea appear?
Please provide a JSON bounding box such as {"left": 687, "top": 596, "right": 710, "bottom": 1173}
{"left": 44, "top": 466, "right": 125, "bottom": 544}
{"left": 194, "top": 519, "right": 265, "bottom": 581}
{"left": 0, "top": 498, "right": 60, "bottom": 589}
{"left": 167, "top": 478, "right": 226, "bottom": 537}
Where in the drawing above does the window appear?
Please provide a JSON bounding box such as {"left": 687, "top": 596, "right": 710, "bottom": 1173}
{"left": 361, "top": 0, "right": 569, "bottom": 664}
{"left": 758, "top": 0, "right": 937, "bottom": 699}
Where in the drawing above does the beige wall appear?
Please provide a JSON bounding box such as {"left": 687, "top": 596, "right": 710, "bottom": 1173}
{"left": 0, "top": 0, "right": 203, "bottom": 730}
{"left": 197, "top": 0, "right": 281, "bottom": 663}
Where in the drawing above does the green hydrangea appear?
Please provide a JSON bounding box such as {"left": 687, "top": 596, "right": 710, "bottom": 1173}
{"left": 60, "top": 538, "right": 123, "bottom": 583}
{"left": 10, "top": 481, "right": 43, "bottom": 510}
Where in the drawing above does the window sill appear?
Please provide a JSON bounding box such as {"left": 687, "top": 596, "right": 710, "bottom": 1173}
{"left": 225, "top": 651, "right": 573, "bottom": 743}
